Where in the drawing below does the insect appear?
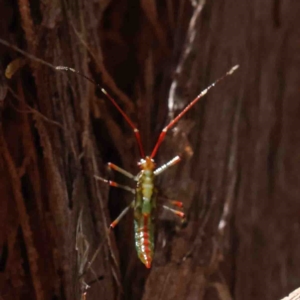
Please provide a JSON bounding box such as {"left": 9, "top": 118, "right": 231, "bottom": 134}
{"left": 56, "top": 64, "right": 239, "bottom": 268}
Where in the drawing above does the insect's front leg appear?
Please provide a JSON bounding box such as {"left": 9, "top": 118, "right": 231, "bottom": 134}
{"left": 107, "top": 162, "right": 137, "bottom": 181}
{"left": 154, "top": 155, "right": 181, "bottom": 176}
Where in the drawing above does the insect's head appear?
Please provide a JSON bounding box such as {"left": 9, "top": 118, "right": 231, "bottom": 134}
{"left": 138, "top": 156, "right": 156, "bottom": 170}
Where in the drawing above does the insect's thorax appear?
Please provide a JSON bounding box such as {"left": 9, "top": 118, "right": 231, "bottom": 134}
{"left": 135, "top": 157, "right": 156, "bottom": 215}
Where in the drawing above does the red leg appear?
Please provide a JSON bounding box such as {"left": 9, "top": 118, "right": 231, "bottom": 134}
{"left": 150, "top": 65, "right": 239, "bottom": 158}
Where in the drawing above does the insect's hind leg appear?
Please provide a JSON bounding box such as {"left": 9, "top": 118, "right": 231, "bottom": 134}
{"left": 110, "top": 201, "right": 134, "bottom": 228}
{"left": 94, "top": 175, "right": 135, "bottom": 194}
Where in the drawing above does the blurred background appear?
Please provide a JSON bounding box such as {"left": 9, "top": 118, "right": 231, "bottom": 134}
{"left": 0, "top": 0, "right": 300, "bottom": 299}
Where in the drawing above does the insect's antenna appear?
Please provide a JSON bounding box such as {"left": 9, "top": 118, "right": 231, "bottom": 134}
{"left": 56, "top": 66, "right": 145, "bottom": 158}
{"left": 150, "top": 65, "right": 239, "bottom": 158}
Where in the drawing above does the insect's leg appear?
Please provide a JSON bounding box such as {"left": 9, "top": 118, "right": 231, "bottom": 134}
{"left": 154, "top": 155, "right": 181, "bottom": 176}
{"left": 169, "top": 200, "right": 183, "bottom": 208}
{"left": 158, "top": 195, "right": 184, "bottom": 208}
{"left": 150, "top": 65, "right": 239, "bottom": 158}
{"left": 107, "top": 162, "right": 137, "bottom": 181}
{"left": 169, "top": 200, "right": 184, "bottom": 208}
{"left": 110, "top": 201, "right": 134, "bottom": 228}
{"left": 162, "top": 205, "right": 185, "bottom": 219}
{"left": 94, "top": 175, "right": 135, "bottom": 194}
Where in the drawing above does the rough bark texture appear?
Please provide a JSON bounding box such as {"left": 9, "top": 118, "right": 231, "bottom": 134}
{"left": 1, "top": 0, "right": 300, "bottom": 300}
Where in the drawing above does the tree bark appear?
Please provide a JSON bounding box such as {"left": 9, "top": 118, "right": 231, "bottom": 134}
{"left": 1, "top": 0, "right": 300, "bottom": 300}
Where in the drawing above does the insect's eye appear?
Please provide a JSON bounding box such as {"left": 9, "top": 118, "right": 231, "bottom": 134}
{"left": 137, "top": 159, "right": 146, "bottom": 167}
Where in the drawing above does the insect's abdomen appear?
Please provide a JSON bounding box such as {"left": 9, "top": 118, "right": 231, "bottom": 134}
{"left": 134, "top": 213, "right": 154, "bottom": 268}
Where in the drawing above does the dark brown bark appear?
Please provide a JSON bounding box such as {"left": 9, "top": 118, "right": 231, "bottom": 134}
{"left": 1, "top": 0, "right": 300, "bottom": 300}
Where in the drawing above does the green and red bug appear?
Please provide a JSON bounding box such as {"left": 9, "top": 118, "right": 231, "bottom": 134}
{"left": 56, "top": 64, "right": 239, "bottom": 268}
